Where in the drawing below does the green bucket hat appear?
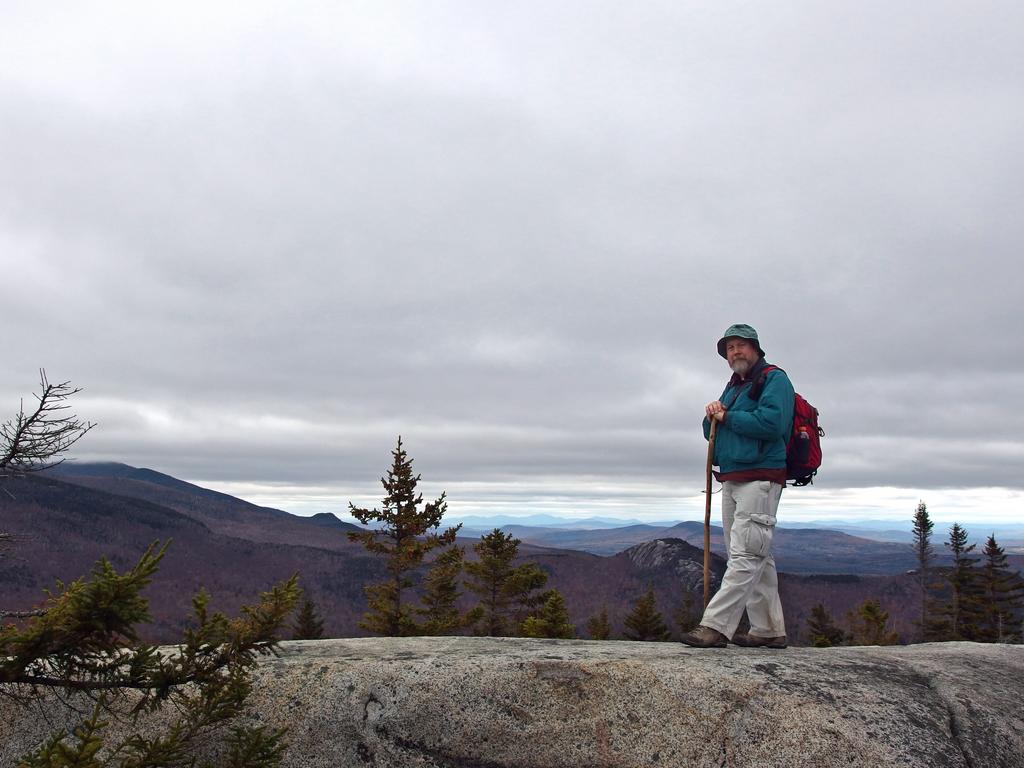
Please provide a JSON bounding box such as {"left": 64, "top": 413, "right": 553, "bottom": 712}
{"left": 717, "top": 324, "right": 764, "bottom": 359}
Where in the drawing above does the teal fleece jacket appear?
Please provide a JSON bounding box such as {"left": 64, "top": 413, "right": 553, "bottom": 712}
{"left": 702, "top": 361, "right": 794, "bottom": 473}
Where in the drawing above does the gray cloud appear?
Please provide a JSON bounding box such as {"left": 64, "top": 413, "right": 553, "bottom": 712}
{"left": 2, "top": 2, "right": 1022, "bottom": 521}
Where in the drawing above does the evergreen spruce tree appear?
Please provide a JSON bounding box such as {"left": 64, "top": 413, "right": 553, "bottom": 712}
{"left": 623, "top": 587, "right": 671, "bottom": 642}
{"left": 586, "top": 606, "right": 612, "bottom": 640}
{"left": 3, "top": 543, "right": 300, "bottom": 767}
{"left": 347, "top": 437, "right": 460, "bottom": 636}
{"left": 910, "top": 501, "right": 947, "bottom": 641}
{"left": 521, "top": 589, "right": 576, "bottom": 639}
{"left": 463, "top": 529, "right": 548, "bottom": 636}
{"left": 806, "top": 603, "right": 846, "bottom": 647}
{"left": 2, "top": 376, "right": 300, "bottom": 765}
{"left": 978, "top": 534, "right": 1024, "bottom": 642}
{"left": 673, "top": 590, "right": 700, "bottom": 636}
{"left": 416, "top": 545, "right": 466, "bottom": 635}
{"left": 292, "top": 590, "right": 325, "bottom": 640}
{"left": 846, "top": 599, "right": 899, "bottom": 646}
{"left": 936, "top": 523, "right": 985, "bottom": 640}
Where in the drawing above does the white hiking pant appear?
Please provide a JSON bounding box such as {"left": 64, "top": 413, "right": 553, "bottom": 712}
{"left": 700, "top": 480, "right": 786, "bottom": 639}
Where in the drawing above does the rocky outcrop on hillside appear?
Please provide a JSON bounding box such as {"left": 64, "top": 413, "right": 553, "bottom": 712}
{"left": 624, "top": 537, "right": 724, "bottom": 592}
{"left": 2, "top": 638, "right": 1021, "bottom": 767}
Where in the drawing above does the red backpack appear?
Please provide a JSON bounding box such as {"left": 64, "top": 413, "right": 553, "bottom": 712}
{"left": 757, "top": 365, "right": 823, "bottom": 487}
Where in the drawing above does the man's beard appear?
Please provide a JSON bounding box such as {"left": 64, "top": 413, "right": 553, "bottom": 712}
{"left": 730, "top": 358, "right": 752, "bottom": 376}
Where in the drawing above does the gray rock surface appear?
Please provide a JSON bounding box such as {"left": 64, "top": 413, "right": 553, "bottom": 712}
{"left": 625, "top": 538, "right": 723, "bottom": 592}
{"left": 2, "top": 638, "right": 1022, "bottom": 767}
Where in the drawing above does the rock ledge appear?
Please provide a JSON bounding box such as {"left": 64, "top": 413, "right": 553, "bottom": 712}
{"left": 3, "top": 638, "right": 1022, "bottom": 767}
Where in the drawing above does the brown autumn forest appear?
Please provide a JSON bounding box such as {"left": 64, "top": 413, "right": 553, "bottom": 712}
{"left": 2, "top": 463, "right": 1018, "bottom": 645}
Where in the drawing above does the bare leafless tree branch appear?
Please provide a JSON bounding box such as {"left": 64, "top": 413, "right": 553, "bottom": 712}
{"left": 0, "top": 369, "right": 95, "bottom": 476}
{"left": 1, "top": 372, "right": 94, "bottom": 619}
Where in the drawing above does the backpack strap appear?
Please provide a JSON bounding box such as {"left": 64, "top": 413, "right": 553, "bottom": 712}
{"left": 749, "top": 363, "right": 784, "bottom": 401}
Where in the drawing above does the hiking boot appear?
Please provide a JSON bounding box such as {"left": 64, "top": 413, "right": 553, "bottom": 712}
{"left": 680, "top": 626, "right": 728, "bottom": 648}
{"left": 730, "top": 633, "right": 788, "bottom": 649}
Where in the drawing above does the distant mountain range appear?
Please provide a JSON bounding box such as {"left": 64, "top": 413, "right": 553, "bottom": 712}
{"left": 1, "top": 465, "right": 374, "bottom": 640}
{"left": 4, "top": 462, "right": 1015, "bottom": 645}
{"left": 787, "top": 519, "right": 1024, "bottom": 547}
{"left": 499, "top": 521, "right": 938, "bottom": 575}
{"left": 450, "top": 514, "right": 671, "bottom": 530}
{"left": 454, "top": 514, "right": 1024, "bottom": 547}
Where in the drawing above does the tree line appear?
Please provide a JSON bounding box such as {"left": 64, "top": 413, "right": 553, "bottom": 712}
{"left": 911, "top": 501, "right": 1023, "bottom": 643}
{"left": 804, "top": 501, "right": 1024, "bottom": 647}
{"left": 342, "top": 437, "right": 713, "bottom": 642}
{"left": 344, "top": 437, "right": 570, "bottom": 639}
{"left": 343, "top": 442, "right": 1024, "bottom": 648}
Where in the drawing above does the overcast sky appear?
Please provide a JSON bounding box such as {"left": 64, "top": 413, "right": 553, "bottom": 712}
{"left": 2, "top": 2, "right": 1022, "bottom": 526}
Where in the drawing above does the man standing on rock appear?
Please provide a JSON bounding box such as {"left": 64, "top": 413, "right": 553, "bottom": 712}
{"left": 681, "top": 324, "right": 793, "bottom": 649}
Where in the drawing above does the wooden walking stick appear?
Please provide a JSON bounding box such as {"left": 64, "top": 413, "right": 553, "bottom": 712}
{"left": 703, "top": 419, "right": 718, "bottom": 608}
